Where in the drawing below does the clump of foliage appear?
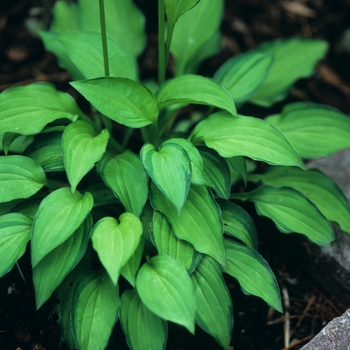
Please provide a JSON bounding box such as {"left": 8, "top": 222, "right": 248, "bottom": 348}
{"left": 1, "top": 0, "right": 350, "bottom": 349}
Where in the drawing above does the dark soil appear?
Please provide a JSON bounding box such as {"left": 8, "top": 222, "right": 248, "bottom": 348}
{"left": 1, "top": 0, "right": 350, "bottom": 349}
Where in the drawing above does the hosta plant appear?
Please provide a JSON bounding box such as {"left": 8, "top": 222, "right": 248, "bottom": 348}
{"left": 1, "top": 0, "right": 350, "bottom": 349}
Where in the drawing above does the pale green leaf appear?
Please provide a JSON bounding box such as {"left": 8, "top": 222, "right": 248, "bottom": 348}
{"left": 71, "top": 77, "right": 158, "bottom": 128}
{"left": 120, "top": 289, "right": 167, "bottom": 350}
{"left": 141, "top": 142, "right": 191, "bottom": 214}
{"left": 151, "top": 211, "right": 196, "bottom": 272}
{"left": 97, "top": 151, "right": 148, "bottom": 217}
{"left": 265, "top": 102, "right": 350, "bottom": 158}
{"left": 223, "top": 239, "right": 282, "bottom": 312}
{"left": 33, "top": 216, "right": 92, "bottom": 308}
{"left": 136, "top": 255, "right": 195, "bottom": 333}
{"left": 170, "top": 0, "right": 223, "bottom": 75}
{"left": 217, "top": 200, "right": 258, "bottom": 249}
{"left": 231, "top": 185, "right": 334, "bottom": 246}
{"left": 156, "top": 75, "right": 236, "bottom": 115}
{"left": 31, "top": 187, "right": 93, "bottom": 266}
{"left": 62, "top": 120, "right": 109, "bottom": 192}
{"left": 72, "top": 270, "right": 120, "bottom": 350}
{"left": 249, "top": 166, "right": 350, "bottom": 234}
{"left": 0, "top": 155, "right": 46, "bottom": 203}
{"left": 249, "top": 38, "right": 329, "bottom": 106}
{"left": 0, "top": 83, "right": 80, "bottom": 135}
{"left": 91, "top": 213, "right": 143, "bottom": 285}
{"left": 80, "top": 0, "right": 146, "bottom": 57}
{"left": 191, "top": 111, "right": 304, "bottom": 168}
{"left": 0, "top": 213, "right": 32, "bottom": 278}
{"left": 192, "top": 256, "right": 233, "bottom": 349}
{"left": 41, "top": 31, "right": 137, "bottom": 80}
{"left": 214, "top": 51, "right": 273, "bottom": 102}
{"left": 150, "top": 183, "right": 227, "bottom": 266}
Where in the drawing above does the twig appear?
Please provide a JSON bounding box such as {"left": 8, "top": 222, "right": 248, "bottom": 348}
{"left": 282, "top": 286, "right": 291, "bottom": 349}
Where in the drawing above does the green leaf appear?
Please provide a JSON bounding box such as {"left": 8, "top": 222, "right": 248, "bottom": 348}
{"left": 265, "top": 102, "right": 350, "bottom": 158}
{"left": 170, "top": 0, "right": 223, "bottom": 75}
{"left": 165, "top": 0, "right": 200, "bottom": 29}
{"left": 121, "top": 240, "right": 144, "bottom": 287}
{"left": 0, "top": 155, "right": 46, "bottom": 203}
{"left": 217, "top": 200, "right": 258, "bottom": 249}
{"left": 223, "top": 239, "right": 282, "bottom": 312}
{"left": 0, "top": 213, "right": 32, "bottom": 278}
{"left": 31, "top": 187, "right": 93, "bottom": 267}
{"left": 97, "top": 151, "right": 148, "bottom": 217}
{"left": 71, "top": 77, "right": 158, "bottom": 128}
{"left": 50, "top": 1, "right": 80, "bottom": 32}
{"left": 23, "top": 132, "right": 64, "bottom": 172}
{"left": 41, "top": 31, "right": 137, "bottom": 80}
{"left": 120, "top": 289, "right": 168, "bottom": 350}
{"left": 150, "top": 183, "right": 227, "bottom": 266}
{"left": 163, "top": 138, "right": 210, "bottom": 186}
{"left": 249, "top": 166, "right": 350, "bottom": 234}
{"left": 136, "top": 255, "right": 195, "bottom": 333}
{"left": 232, "top": 185, "right": 334, "bottom": 246}
{"left": 151, "top": 211, "right": 196, "bottom": 272}
{"left": 33, "top": 216, "right": 92, "bottom": 308}
{"left": 141, "top": 142, "right": 191, "bottom": 214}
{"left": 191, "top": 111, "right": 304, "bottom": 168}
{"left": 198, "top": 147, "right": 231, "bottom": 199}
{"left": 249, "top": 38, "right": 328, "bottom": 106}
{"left": 156, "top": 75, "right": 236, "bottom": 115}
{"left": 214, "top": 51, "right": 273, "bottom": 102}
{"left": 62, "top": 120, "right": 109, "bottom": 192}
{"left": 91, "top": 213, "right": 143, "bottom": 285}
{"left": 192, "top": 256, "right": 233, "bottom": 349}
{"left": 72, "top": 270, "right": 120, "bottom": 350}
{"left": 226, "top": 156, "right": 247, "bottom": 185}
{"left": 0, "top": 83, "right": 80, "bottom": 135}
{"left": 80, "top": 0, "right": 146, "bottom": 57}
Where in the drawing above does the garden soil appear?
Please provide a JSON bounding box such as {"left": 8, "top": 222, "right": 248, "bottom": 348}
{"left": 1, "top": 0, "right": 350, "bottom": 349}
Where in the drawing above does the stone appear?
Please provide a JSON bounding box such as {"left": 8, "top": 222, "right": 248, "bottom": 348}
{"left": 300, "top": 308, "right": 350, "bottom": 350}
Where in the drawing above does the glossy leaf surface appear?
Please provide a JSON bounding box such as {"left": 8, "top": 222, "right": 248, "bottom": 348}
{"left": 136, "top": 255, "right": 195, "bottom": 333}
{"left": 0, "top": 83, "right": 80, "bottom": 135}
{"left": 120, "top": 289, "right": 167, "bottom": 350}
{"left": 192, "top": 256, "right": 233, "bottom": 349}
{"left": 33, "top": 216, "right": 92, "bottom": 308}
{"left": 249, "top": 166, "right": 350, "bottom": 234}
{"left": 91, "top": 214, "right": 143, "bottom": 285}
{"left": 223, "top": 239, "right": 282, "bottom": 312}
{"left": 0, "top": 213, "right": 32, "bottom": 278}
{"left": 265, "top": 102, "right": 350, "bottom": 158}
{"left": 72, "top": 270, "right": 120, "bottom": 350}
{"left": 191, "top": 112, "right": 304, "bottom": 168}
{"left": 150, "top": 183, "right": 226, "bottom": 266}
{"left": 0, "top": 155, "right": 46, "bottom": 203}
{"left": 71, "top": 77, "right": 158, "bottom": 128}
{"left": 62, "top": 120, "right": 109, "bottom": 192}
{"left": 218, "top": 200, "right": 258, "bottom": 249}
{"left": 98, "top": 151, "right": 148, "bottom": 217}
{"left": 141, "top": 142, "right": 191, "bottom": 214}
{"left": 31, "top": 188, "right": 93, "bottom": 267}
{"left": 214, "top": 51, "right": 273, "bottom": 102}
{"left": 249, "top": 38, "right": 328, "bottom": 106}
{"left": 156, "top": 75, "right": 236, "bottom": 115}
{"left": 232, "top": 185, "right": 334, "bottom": 246}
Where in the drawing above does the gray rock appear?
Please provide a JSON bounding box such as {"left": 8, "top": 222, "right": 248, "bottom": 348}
{"left": 300, "top": 308, "right": 350, "bottom": 350}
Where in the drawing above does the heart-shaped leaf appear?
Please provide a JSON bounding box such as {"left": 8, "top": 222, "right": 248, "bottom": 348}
{"left": 136, "top": 255, "right": 195, "bottom": 333}
{"left": 91, "top": 213, "right": 143, "bottom": 285}
{"left": 62, "top": 120, "right": 109, "bottom": 192}
{"left": 31, "top": 187, "right": 93, "bottom": 267}
{"left": 141, "top": 142, "right": 191, "bottom": 214}
{"left": 71, "top": 77, "right": 158, "bottom": 128}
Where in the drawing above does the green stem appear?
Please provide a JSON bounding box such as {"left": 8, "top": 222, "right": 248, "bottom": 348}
{"left": 158, "top": 0, "right": 166, "bottom": 85}
{"left": 99, "top": 0, "right": 109, "bottom": 77}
